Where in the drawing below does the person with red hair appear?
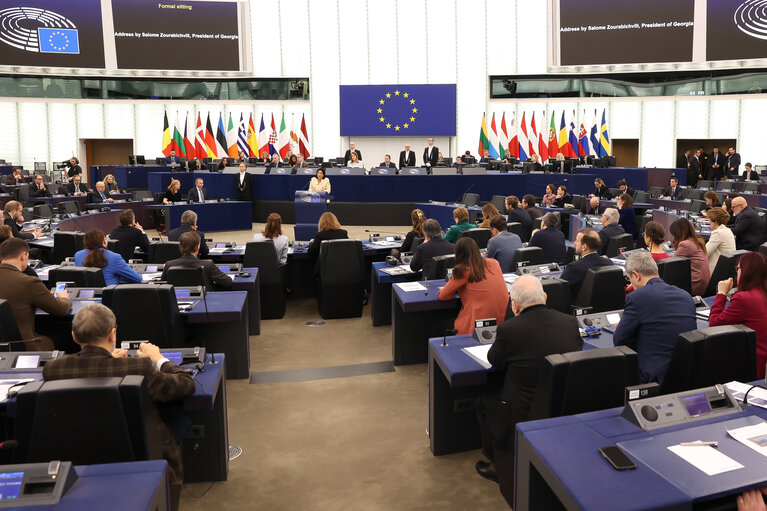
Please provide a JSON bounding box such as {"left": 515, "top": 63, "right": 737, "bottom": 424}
{"left": 709, "top": 252, "right": 767, "bottom": 378}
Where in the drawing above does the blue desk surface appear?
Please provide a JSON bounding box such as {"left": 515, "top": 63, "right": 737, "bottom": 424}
{"left": 148, "top": 171, "right": 236, "bottom": 199}
{"left": 89, "top": 166, "right": 167, "bottom": 189}
{"left": 394, "top": 278, "right": 458, "bottom": 313}
{"left": 23, "top": 460, "right": 168, "bottom": 511}
{"left": 148, "top": 201, "right": 252, "bottom": 232}
{"left": 373, "top": 261, "right": 420, "bottom": 285}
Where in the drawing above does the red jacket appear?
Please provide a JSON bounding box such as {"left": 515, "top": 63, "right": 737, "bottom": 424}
{"left": 709, "top": 289, "right": 767, "bottom": 378}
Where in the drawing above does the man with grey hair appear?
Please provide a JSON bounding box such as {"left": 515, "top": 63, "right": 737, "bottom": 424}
{"left": 186, "top": 177, "right": 208, "bottom": 203}
{"left": 588, "top": 196, "right": 600, "bottom": 215}
{"left": 409, "top": 218, "right": 454, "bottom": 280}
{"left": 613, "top": 251, "right": 697, "bottom": 385}
{"left": 528, "top": 213, "right": 566, "bottom": 264}
{"left": 87, "top": 181, "right": 114, "bottom": 204}
{"left": 167, "top": 209, "right": 208, "bottom": 258}
{"left": 475, "top": 274, "right": 582, "bottom": 483}
{"left": 598, "top": 207, "right": 625, "bottom": 254}
{"left": 730, "top": 196, "right": 765, "bottom": 251}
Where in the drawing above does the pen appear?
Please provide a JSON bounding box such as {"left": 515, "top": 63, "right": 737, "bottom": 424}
{"left": 680, "top": 441, "right": 718, "bottom": 447}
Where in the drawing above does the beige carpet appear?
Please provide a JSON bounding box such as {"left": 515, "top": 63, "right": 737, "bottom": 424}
{"left": 173, "top": 223, "right": 509, "bottom": 510}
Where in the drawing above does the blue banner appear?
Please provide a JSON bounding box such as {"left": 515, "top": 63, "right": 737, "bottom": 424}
{"left": 38, "top": 28, "right": 80, "bottom": 54}
{"left": 340, "top": 84, "right": 456, "bottom": 136}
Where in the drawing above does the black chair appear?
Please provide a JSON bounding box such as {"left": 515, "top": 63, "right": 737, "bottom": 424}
{"left": 604, "top": 233, "right": 634, "bottom": 258}
{"left": 510, "top": 247, "right": 544, "bottom": 272}
{"left": 14, "top": 376, "right": 163, "bottom": 466}
{"left": 634, "top": 190, "right": 650, "bottom": 203}
{"left": 101, "top": 284, "right": 184, "bottom": 348}
{"left": 0, "top": 299, "right": 21, "bottom": 343}
{"left": 689, "top": 199, "right": 705, "bottom": 214}
{"left": 132, "top": 190, "right": 153, "bottom": 201}
{"left": 491, "top": 195, "right": 507, "bottom": 214}
{"left": 759, "top": 243, "right": 767, "bottom": 257}
{"left": 48, "top": 267, "right": 106, "bottom": 288}
{"left": 317, "top": 240, "right": 365, "bottom": 319}
{"left": 32, "top": 204, "right": 53, "bottom": 218}
{"left": 656, "top": 256, "right": 692, "bottom": 295}
{"left": 58, "top": 201, "right": 79, "bottom": 217}
{"left": 697, "top": 180, "right": 713, "bottom": 189}
{"left": 661, "top": 325, "right": 757, "bottom": 395}
{"left": 458, "top": 228, "right": 492, "bottom": 249}
{"left": 409, "top": 236, "right": 425, "bottom": 253}
{"left": 648, "top": 186, "right": 665, "bottom": 198}
{"left": 164, "top": 267, "right": 209, "bottom": 291}
{"left": 507, "top": 222, "right": 525, "bottom": 241}
{"left": 541, "top": 278, "right": 571, "bottom": 314}
{"left": 704, "top": 250, "right": 749, "bottom": 297}
{"left": 571, "top": 195, "right": 587, "bottom": 214}
{"left": 16, "top": 184, "right": 29, "bottom": 203}
{"left": 744, "top": 182, "right": 761, "bottom": 193}
{"left": 244, "top": 241, "right": 286, "bottom": 319}
{"left": 431, "top": 254, "right": 456, "bottom": 280}
{"left": 574, "top": 266, "right": 626, "bottom": 313}
{"left": 462, "top": 193, "right": 480, "bottom": 206}
{"left": 148, "top": 242, "right": 181, "bottom": 264}
{"left": 608, "top": 188, "right": 621, "bottom": 198}
{"left": 52, "top": 231, "right": 85, "bottom": 264}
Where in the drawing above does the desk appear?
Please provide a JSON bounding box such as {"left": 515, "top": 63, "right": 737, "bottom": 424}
{"left": 88, "top": 165, "right": 167, "bottom": 189}
{"left": 148, "top": 172, "right": 236, "bottom": 199}
{"left": 415, "top": 202, "right": 482, "bottom": 231}
{"left": 649, "top": 197, "right": 691, "bottom": 211}
{"left": 515, "top": 403, "right": 767, "bottom": 511}
{"left": 86, "top": 198, "right": 156, "bottom": 229}
{"left": 370, "top": 261, "right": 420, "bottom": 327}
{"left": 577, "top": 167, "right": 685, "bottom": 189}
{"left": 148, "top": 201, "right": 252, "bottom": 232}
{"left": 56, "top": 210, "right": 123, "bottom": 233}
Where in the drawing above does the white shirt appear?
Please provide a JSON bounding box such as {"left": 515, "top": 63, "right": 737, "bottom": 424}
{"left": 252, "top": 233, "right": 290, "bottom": 265}
{"left": 239, "top": 171, "right": 246, "bottom": 184}
{"left": 348, "top": 161, "right": 364, "bottom": 168}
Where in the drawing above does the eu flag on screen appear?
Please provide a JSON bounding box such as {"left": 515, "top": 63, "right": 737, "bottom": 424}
{"left": 38, "top": 28, "right": 80, "bottom": 54}
{"left": 339, "top": 84, "right": 456, "bottom": 136}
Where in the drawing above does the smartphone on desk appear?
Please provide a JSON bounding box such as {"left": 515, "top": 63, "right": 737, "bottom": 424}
{"left": 53, "top": 281, "right": 72, "bottom": 298}
{"left": 599, "top": 446, "right": 636, "bottom": 471}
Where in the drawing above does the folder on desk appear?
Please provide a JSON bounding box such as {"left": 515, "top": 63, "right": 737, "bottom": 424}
{"left": 462, "top": 344, "right": 492, "bottom": 369}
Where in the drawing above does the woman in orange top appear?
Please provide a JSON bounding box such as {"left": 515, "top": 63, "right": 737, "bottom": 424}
{"left": 438, "top": 237, "right": 510, "bottom": 335}
{"left": 479, "top": 203, "right": 500, "bottom": 228}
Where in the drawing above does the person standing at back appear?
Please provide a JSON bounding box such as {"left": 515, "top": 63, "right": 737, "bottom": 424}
{"left": 235, "top": 162, "right": 253, "bottom": 201}
{"left": 423, "top": 137, "right": 439, "bottom": 171}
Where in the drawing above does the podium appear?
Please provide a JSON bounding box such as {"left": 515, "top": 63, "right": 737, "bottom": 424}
{"left": 294, "top": 190, "right": 327, "bottom": 241}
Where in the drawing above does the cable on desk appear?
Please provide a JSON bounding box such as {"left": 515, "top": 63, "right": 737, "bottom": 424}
{"left": 743, "top": 384, "right": 767, "bottom": 406}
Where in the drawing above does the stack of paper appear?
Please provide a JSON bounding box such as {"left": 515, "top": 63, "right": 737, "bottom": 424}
{"left": 394, "top": 282, "right": 427, "bottom": 292}
{"left": 728, "top": 423, "right": 767, "bottom": 458}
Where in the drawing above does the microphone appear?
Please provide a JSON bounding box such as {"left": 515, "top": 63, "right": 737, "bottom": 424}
{"left": 442, "top": 328, "right": 458, "bottom": 347}
{"left": 423, "top": 266, "right": 429, "bottom": 295}
{"left": 454, "top": 184, "right": 474, "bottom": 204}
{"left": 364, "top": 230, "right": 402, "bottom": 235}
{"left": 0, "top": 338, "right": 41, "bottom": 352}
{"left": 0, "top": 440, "right": 18, "bottom": 450}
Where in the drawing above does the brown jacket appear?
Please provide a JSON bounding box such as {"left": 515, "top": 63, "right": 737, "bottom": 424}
{"left": 0, "top": 263, "right": 71, "bottom": 342}
{"left": 43, "top": 345, "right": 196, "bottom": 484}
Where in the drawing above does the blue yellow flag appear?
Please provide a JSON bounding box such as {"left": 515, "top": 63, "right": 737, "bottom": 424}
{"left": 599, "top": 109, "right": 611, "bottom": 157}
{"left": 38, "top": 28, "right": 80, "bottom": 54}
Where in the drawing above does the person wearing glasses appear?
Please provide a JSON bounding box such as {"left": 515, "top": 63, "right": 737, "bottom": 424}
{"left": 730, "top": 196, "right": 766, "bottom": 251}
{"left": 709, "top": 252, "right": 767, "bottom": 378}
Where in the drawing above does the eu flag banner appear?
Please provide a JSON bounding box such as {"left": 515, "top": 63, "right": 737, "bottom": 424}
{"left": 340, "top": 84, "right": 456, "bottom": 136}
{"left": 38, "top": 28, "right": 80, "bottom": 54}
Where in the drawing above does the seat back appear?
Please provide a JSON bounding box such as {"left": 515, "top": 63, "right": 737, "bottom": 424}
{"left": 132, "top": 190, "right": 153, "bottom": 201}
{"left": 49, "top": 267, "right": 106, "bottom": 288}
{"left": 148, "top": 241, "right": 181, "bottom": 263}
{"left": 409, "top": 236, "right": 425, "bottom": 253}
{"left": 318, "top": 240, "right": 364, "bottom": 319}
{"left": 689, "top": 199, "right": 706, "bottom": 214}
{"left": 574, "top": 266, "right": 626, "bottom": 312}
{"left": 697, "top": 180, "right": 713, "bottom": 189}
{"left": 431, "top": 254, "right": 456, "bottom": 280}
{"left": 491, "top": 195, "right": 507, "bottom": 214}
{"left": 0, "top": 299, "right": 22, "bottom": 343}
{"left": 704, "top": 250, "right": 748, "bottom": 297}
{"left": 634, "top": 190, "right": 650, "bottom": 203}
{"left": 661, "top": 325, "right": 757, "bottom": 394}
{"left": 58, "top": 201, "right": 79, "bottom": 216}
{"left": 510, "top": 247, "right": 544, "bottom": 271}
{"left": 101, "top": 284, "right": 184, "bottom": 347}
{"left": 528, "top": 347, "right": 639, "bottom": 420}
{"left": 657, "top": 256, "right": 692, "bottom": 294}
{"left": 16, "top": 184, "right": 29, "bottom": 203}
{"left": 244, "top": 241, "right": 286, "bottom": 319}
{"left": 462, "top": 193, "right": 480, "bottom": 206}
{"left": 32, "top": 204, "right": 53, "bottom": 219}
{"left": 14, "top": 376, "right": 163, "bottom": 466}
{"left": 571, "top": 195, "right": 586, "bottom": 214}
{"left": 506, "top": 222, "right": 525, "bottom": 241}
{"left": 759, "top": 242, "right": 767, "bottom": 257}
{"left": 52, "top": 231, "right": 85, "bottom": 264}
{"left": 604, "top": 233, "right": 634, "bottom": 258}
{"left": 744, "top": 182, "right": 761, "bottom": 193}
{"left": 648, "top": 186, "right": 665, "bottom": 198}
{"left": 541, "top": 278, "right": 571, "bottom": 314}
{"left": 458, "top": 228, "right": 492, "bottom": 249}
{"left": 165, "top": 267, "right": 210, "bottom": 290}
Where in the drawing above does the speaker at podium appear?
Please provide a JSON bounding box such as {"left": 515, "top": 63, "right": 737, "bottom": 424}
{"left": 294, "top": 190, "right": 328, "bottom": 241}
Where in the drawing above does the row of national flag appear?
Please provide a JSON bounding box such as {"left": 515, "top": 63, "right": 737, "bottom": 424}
{"left": 478, "top": 109, "right": 611, "bottom": 162}
{"left": 162, "top": 112, "right": 310, "bottom": 160}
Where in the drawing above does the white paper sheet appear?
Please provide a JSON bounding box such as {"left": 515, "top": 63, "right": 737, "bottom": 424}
{"left": 728, "top": 423, "right": 767, "bottom": 458}
{"left": 0, "top": 379, "right": 34, "bottom": 402}
{"left": 667, "top": 443, "right": 744, "bottom": 476}
{"left": 725, "top": 381, "right": 767, "bottom": 409}
{"left": 461, "top": 344, "right": 492, "bottom": 369}
{"left": 394, "top": 282, "right": 427, "bottom": 292}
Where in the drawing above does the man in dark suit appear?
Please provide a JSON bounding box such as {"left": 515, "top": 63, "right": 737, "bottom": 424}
{"left": 344, "top": 142, "right": 362, "bottom": 165}
{"left": 730, "top": 197, "right": 766, "bottom": 251}
{"left": 265, "top": 154, "right": 282, "bottom": 174}
{"left": 450, "top": 156, "right": 463, "bottom": 168}
{"left": 164, "top": 149, "right": 180, "bottom": 165}
{"left": 589, "top": 178, "right": 612, "bottom": 199}
{"left": 660, "top": 176, "right": 683, "bottom": 199}
{"left": 379, "top": 155, "right": 397, "bottom": 169}
{"left": 475, "top": 275, "right": 582, "bottom": 482}
{"left": 409, "top": 219, "right": 454, "bottom": 280}
{"left": 697, "top": 146, "right": 708, "bottom": 174}
{"left": 186, "top": 178, "right": 208, "bottom": 203}
{"left": 706, "top": 146, "right": 724, "bottom": 181}
{"left": 0, "top": 238, "right": 71, "bottom": 348}
{"left": 688, "top": 149, "right": 701, "bottom": 188}
{"left": 294, "top": 153, "right": 311, "bottom": 170}
{"left": 161, "top": 232, "right": 232, "bottom": 290}
{"left": 528, "top": 213, "right": 566, "bottom": 264}
{"left": 676, "top": 148, "right": 690, "bottom": 170}
{"left": 65, "top": 174, "right": 89, "bottom": 195}
{"left": 505, "top": 196, "right": 532, "bottom": 241}
{"left": 561, "top": 228, "right": 614, "bottom": 298}
{"left": 613, "top": 251, "right": 696, "bottom": 384}
{"left": 521, "top": 195, "right": 542, "bottom": 222}
{"left": 42, "top": 303, "right": 195, "bottom": 507}
{"left": 110, "top": 209, "right": 149, "bottom": 262}
{"left": 167, "top": 210, "right": 209, "bottom": 258}
{"left": 87, "top": 181, "right": 114, "bottom": 204}
{"left": 6, "top": 167, "right": 24, "bottom": 186}
{"left": 423, "top": 138, "right": 439, "bottom": 170}
{"left": 398, "top": 144, "right": 416, "bottom": 169}
{"left": 743, "top": 163, "right": 761, "bottom": 182}
{"left": 726, "top": 147, "right": 741, "bottom": 177}
{"left": 617, "top": 179, "right": 635, "bottom": 198}
{"left": 479, "top": 150, "right": 493, "bottom": 163}
{"left": 234, "top": 163, "right": 253, "bottom": 201}
{"left": 597, "top": 209, "right": 626, "bottom": 255}
{"left": 3, "top": 201, "right": 40, "bottom": 240}
{"left": 28, "top": 174, "right": 51, "bottom": 198}
{"left": 65, "top": 157, "right": 82, "bottom": 182}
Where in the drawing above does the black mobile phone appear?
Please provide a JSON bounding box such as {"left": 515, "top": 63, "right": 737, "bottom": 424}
{"left": 599, "top": 446, "right": 636, "bottom": 470}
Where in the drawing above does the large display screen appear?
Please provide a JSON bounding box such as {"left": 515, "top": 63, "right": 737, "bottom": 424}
{"left": 707, "top": 0, "right": 767, "bottom": 61}
{"left": 556, "top": 0, "right": 695, "bottom": 66}
{"left": 112, "top": 0, "right": 240, "bottom": 71}
{"left": 0, "top": 0, "right": 105, "bottom": 68}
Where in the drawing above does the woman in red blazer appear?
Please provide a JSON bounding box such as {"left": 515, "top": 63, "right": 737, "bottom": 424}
{"left": 709, "top": 252, "right": 767, "bottom": 378}
{"left": 438, "top": 237, "right": 510, "bottom": 335}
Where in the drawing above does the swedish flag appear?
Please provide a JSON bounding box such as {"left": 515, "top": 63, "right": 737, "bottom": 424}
{"left": 38, "top": 28, "right": 80, "bottom": 54}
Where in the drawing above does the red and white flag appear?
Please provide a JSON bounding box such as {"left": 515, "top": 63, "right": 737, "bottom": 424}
{"left": 194, "top": 113, "right": 205, "bottom": 159}
{"left": 499, "top": 112, "right": 510, "bottom": 159}
{"left": 299, "top": 114, "right": 311, "bottom": 158}
{"left": 509, "top": 112, "right": 519, "bottom": 158}
{"left": 183, "top": 112, "right": 195, "bottom": 160}
{"left": 529, "top": 113, "right": 539, "bottom": 157}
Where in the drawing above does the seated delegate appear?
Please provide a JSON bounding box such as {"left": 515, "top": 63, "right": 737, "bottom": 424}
{"left": 505, "top": 196, "right": 532, "bottom": 241}
{"left": 670, "top": 218, "right": 710, "bottom": 296}
{"left": 168, "top": 210, "right": 209, "bottom": 258}
{"left": 163, "top": 179, "right": 183, "bottom": 204}
{"left": 437, "top": 237, "right": 509, "bottom": 335}
{"left": 308, "top": 212, "right": 348, "bottom": 261}
{"left": 87, "top": 181, "right": 114, "bottom": 204}
{"left": 560, "top": 228, "right": 613, "bottom": 299}
{"left": 74, "top": 229, "right": 142, "bottom": 286}
{"left": 616, "top": 193, "right": 639, "bottom": 239}
{"left": 642, "top": 221, "right": 670, "bottom": 261}
{"left": 104, "top": 174, "right": 120, "bottom": 193}
{"left": 110, "top": 209, "right": 150, "bottom": 263}
{"left": 485, "top": 215, "right": 522, "bottom": 273}
{"left": 597, "top": 208, "right": 625, "bottom": 254}
{"left": 552, "top": 185, "right": 571, "bottom": 208}
{"left": 528, "top": 213, "right": 566, "bottom": 264}
{"left": 444, "top": 207, "right": 476, "bottom": 243}
{"left": 540, "top": 184, "right": 556, "bottom": 207}
{"left": 187, "top": 178, "right": 208, "bottom": 203}
{"left": 29, "top": 174, "right": 51, "bottom": 198}
{"left": 730, "top": 197, "right": 766, "bottom": 251}
{"left": 252, "top": 213, "right": 290, "bottom": 265}
{"left": 394, "top": 209, "right": 426, "bottom": 256}
{"left": 65, "top": 174, "right": 88, "bottom": 196}
{"left": 162, "top": 232, "right": 232, "bottom": 290}
{"left": 479, "top": 203, "right": 500, "bottom": 229}
{"left": 705, "top": 207, "right": 736, "bottom": 272}
{"left": 409, "top": 219, "right": 455, "bottom": 280}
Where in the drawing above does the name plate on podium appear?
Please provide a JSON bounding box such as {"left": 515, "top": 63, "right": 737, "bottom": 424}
{"left": 295, "top": 191, "right": 327, "bottom": 203}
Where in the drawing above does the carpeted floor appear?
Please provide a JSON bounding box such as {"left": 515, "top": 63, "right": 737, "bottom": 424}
{"left": 172, "top": 223, "right": 509, "bottom": 510}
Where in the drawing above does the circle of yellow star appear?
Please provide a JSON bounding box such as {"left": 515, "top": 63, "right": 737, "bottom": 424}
{"left": 394, "top": 125, "right": 400, "bottom": 131}
{"left": 403, "top": 92, "right": 409, "bottom": 98}
{"left": 379, "top": 117, "right": 385, "bottom": 122}
{"left": 403, "top": 123, "right": 409, "bottom": 128}
{"left": 386, "top": 123, "right": 391, "bottom": 129}
{"left": 410, "top": 117, "right": 415, "bottom": 122}
{"left": 385, "top": 93, "right": 391, "bottom": 98}
{"left": 394, "top": 90, "right": 400, "bottom": 96}
{"left": 412, "top": 108, "right": 418, "bottom": 113}
{"left": 410, "top": 99, "right": 415, "bottom": 104}
{"left": 379, "top": 99, "right": 385, "bottom": 105}
{"left": 377, "top": 108, "right": 382, "bottom": 113}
